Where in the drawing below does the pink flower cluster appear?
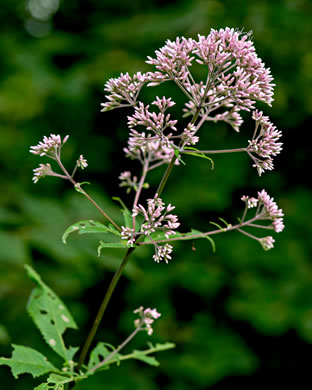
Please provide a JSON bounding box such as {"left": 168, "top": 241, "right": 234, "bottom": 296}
{"left": 181, "top": 124, "right": 199, "bottom": 146}
{"left": 128, "top": 100, "right": 177, "bottom": 136}
{"left": 241, "top": 190, "right": 284, "bottom": 250}
{"left": 102, "top": 28, "right": 274, "bottom": 141}
{"left": 101, "top": 72, "right": 147, "bottom": 112}
{"left": 146, "top": 37, "right": 195, "bottom": 86}
{"left": 124, "top": 131, "right": 175, "bottom": 165}
{"left": 134, "top": 306, "right": 161, "bottom": 336}
{"left": 242, "top": 189, "right": 284, "bottom": 233}
{"left": 257, "top": 190, "right": 284, "bottom": 233}
{"left": 32, "top": 163, "right": 53, "bottom": 183}
{"left": 145, "top": 28, "right": 274, "bottom": 132}
{"left": 30, "top": 134, "right": 68, "bottom": 157}
{"left": 133, "top": 196, "right": 180, "bottom": 237}
{"left": 121, "top": 196, "right": 180, "bottom": 263}
{"left": 118, "top": 171, "right": 138, "bottom": 193}
{"left": 124, "top": 98, "right": 178, "bottom": 165}
{"left": 247, "top": 110, "right": 283, "bottom": 175}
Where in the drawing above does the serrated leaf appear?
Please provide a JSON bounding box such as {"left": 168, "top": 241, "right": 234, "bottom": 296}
{"left": 47, "top": 373, "right": 73, "bottom": 389}
{"left": 25, "top": 265, "right": 78, "bottom": 362}
{"left": 62, "top": 220, "right": 119, "bottom": 244}
{"left": 132, "top": 350, "right": 159, "bottom": 366}
{"left": 34, "top": 384, "right": 49, "bottom": 390}
{"left": 0, "top": 344, "right": 57, "bottom": 379}
{"left": 88, "top": 342, "right": 121, "bottom": 371}
{"left": 97, "top": 240, "right": 128, "bottom": 256}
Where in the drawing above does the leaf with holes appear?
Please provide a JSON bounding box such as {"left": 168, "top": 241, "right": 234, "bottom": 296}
{"left": 25, "top": 265, "right": 78, "bottom": 362}
{"left": 62, "top": 220, "right": 120, "bottom": 244}
{"left": 0, "top": 344, "right": 57, "bottom": 378}
{"left": 47, "top": 373, "right": 73, "bottom": 389}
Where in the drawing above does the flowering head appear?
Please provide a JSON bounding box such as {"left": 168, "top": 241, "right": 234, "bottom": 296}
{"left": 259, "top": 236, "right": 275, "bottom": 251}
{"left": 77, "top": 155, "right": 88, "bottom": 170}
{"left": 134, "top": 306, "right": 161, "bottom": 335}
{"left": 30, "top": 134, "right": 69, "bottom": 158}
{"left": 32, "top": 163, "right": 53, "bottom": 183}
{"left": 257, "top": 189, "right": 284, "bottom": 232}
{"left": 247, "top": 110, "right": 283, "bottom": 175}
{"left": 101, "top": 72, "right": 148, "bottom": 111}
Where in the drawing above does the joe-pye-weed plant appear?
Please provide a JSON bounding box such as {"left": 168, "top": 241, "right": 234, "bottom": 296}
{"left": 0, "top": 28, "right": 284, "bottom": 389}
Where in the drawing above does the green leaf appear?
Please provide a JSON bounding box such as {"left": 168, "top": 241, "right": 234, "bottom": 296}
{"left": 97, "top": 240, "right": 128, "bottom": 256}
{"left": 183, "top": 147, "right": 214, "bottom": 169}
{"left": 0, "top": 344, "right": 57, "bottom": 379}
{"left": 62, "top": 219, "right": 119, "bottom": 244}
{"left": 74, "top": 182, "right": 90, "bottom": 194}
{"left": 34, "top": 384, "right": 49, "bottom": 390}
{"left": 209, "top": 221, "right": 224, "bottom": 230}
{"left": 88, "top": 342, "right": 121, "bottom": 371}
{"left": 112, "top": 197, "right": 141, "bottom": 230}
{"left": 47, "top": 373, "right": 73, "bottom": 389}
{"left": 218, "top": 217, "right": 231, "bottom": 227}
{"left": 189, "top": 229, "right": 216, "bottom": 253}
{"left": 174, "top": 148, "right": 186, "bottom": 165}
{"left": 151, "top": 342, "right": 176, "bottom": 351}
{"left": 25, "top": 265, "right": 78, "bottom": 362}
{"left": 132, "top": 350, "right": 159, "bottom": 366}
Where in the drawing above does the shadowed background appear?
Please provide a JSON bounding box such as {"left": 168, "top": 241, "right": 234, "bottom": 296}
{"left": 0, "top": 0, "right": 311, "bottom": 388}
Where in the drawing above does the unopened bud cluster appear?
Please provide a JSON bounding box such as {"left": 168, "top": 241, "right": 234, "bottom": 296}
{"left": 134, "top": 306, "right": 161, "bottom": 336}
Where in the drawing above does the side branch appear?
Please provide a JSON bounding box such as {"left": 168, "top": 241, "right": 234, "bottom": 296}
{"left": 56, "top": 156, "right": 121, "bottom": 232}
{"left": 137, "top": 216, "right": 260, "bottom": 245}
{"left": 181, "top": 148, "right": 247, "bottom": 155}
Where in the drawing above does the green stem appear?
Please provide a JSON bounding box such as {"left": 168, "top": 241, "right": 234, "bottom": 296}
{"left": 76, "top": 247, "right": 135, "bottom": 371}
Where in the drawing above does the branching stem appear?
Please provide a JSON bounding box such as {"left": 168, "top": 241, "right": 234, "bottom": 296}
{"left": 55, "top": 156, "right": 121, "bottom": 232}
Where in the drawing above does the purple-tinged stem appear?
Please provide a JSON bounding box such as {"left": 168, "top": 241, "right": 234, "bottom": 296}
{"left": 55, "top": 156, "right": 121, "bottom": 232}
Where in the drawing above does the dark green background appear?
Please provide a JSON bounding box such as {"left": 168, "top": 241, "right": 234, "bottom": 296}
{"left": 1, "top": 0, "right": 311, "bottom": 388}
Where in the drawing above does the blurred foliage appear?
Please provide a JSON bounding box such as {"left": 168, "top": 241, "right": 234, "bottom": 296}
{"left": 0, "top": 0, "right": 312, "bottom": 388}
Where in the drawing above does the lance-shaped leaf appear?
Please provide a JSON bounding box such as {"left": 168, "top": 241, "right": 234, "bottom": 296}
{"left": 25, "top": 265, "right": 78, "bottom": 362}
{"left": 97, "top": 240, "right": 128, "bottom": 256}
{"left": 62, "top": 220, "right": 120, "bottom": 244}
{"left": 183, "top": 147, "right": 214, "bottom": 169}
{"left": 0, "top": 344, "right": 57, "bottom": 378}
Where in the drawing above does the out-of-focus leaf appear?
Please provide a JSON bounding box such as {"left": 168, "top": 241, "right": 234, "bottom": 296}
{"left": 62, "top": 219, "right": 120, "bottom": 244}
{"left": 0, "top": 345, "right": 56, "bottom": 378}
